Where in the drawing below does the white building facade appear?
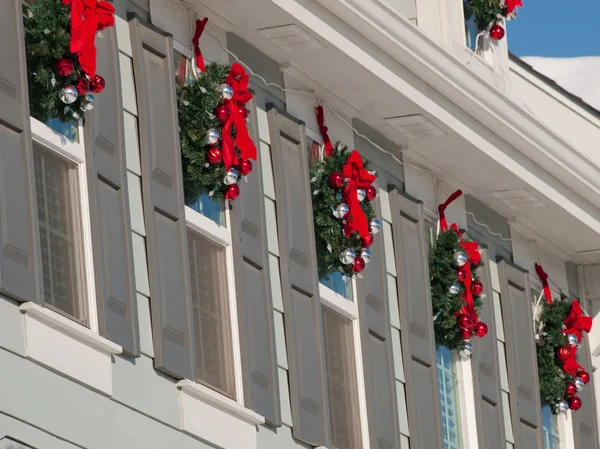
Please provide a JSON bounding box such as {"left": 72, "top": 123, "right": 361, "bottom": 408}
{"left": 1, "top": 0, "right": 600, "bottom": 448}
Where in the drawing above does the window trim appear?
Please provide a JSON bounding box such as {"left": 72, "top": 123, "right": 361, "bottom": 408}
{"left": 30, "top": 117, "right": 98, "bottom": 332}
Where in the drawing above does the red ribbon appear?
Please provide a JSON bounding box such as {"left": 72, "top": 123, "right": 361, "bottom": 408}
{"left": 221, "top": 63, "right": 257, "bottom": 170}
{"left": 192, "top": 18, "right": 208, "bottom": 73}
{"left": 438, "top": 189, "right": 463, "bottom": 233}
{"left": 450, "top": 223, "right": 481, "bottom": 322}
{"left": 563, "top": 300, "right": 592, "bottom": 342}
{"left": 315, "top": 106, "right": 334, "bottom": 157}
{"left": 534, "top": 263, "right": 552, "bottom": 304}
{"left": 63, "top": 0, "right": 115, "bottom": 77}
{"left": 341, "top": 151, "right": 376, "bottom": 240}
{"left": 506, "top": 0, "right": 523, "bottom": 14}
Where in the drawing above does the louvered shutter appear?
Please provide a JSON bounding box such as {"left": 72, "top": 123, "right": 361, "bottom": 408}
{"left": 471, "top": 248, "right": 506, "bottom": 449}
{"left": 497, "top": 259, "right": 543, "bottom": 449}
{"left": 231, "top": 98, "right": 280, "bottom": 425}
{"left": 129, "top": 15, "right": 195, "bottom": 379}
{"left": 84, "top": 24, "right": 139, "bottom": 356}
{"left": 357, "top": 193, "right": 400, "bottom": 449}
{"left": 573, "top": 332, "right": 599, "bottom": 449}
{"left": 267, "top": 105, "right": 331, "bottom": 447}
{"left": 389, "top": 187, "right": 443, "bottom": 449}
{"left": 0, "top": 0, "right": 43, "bottom": 304}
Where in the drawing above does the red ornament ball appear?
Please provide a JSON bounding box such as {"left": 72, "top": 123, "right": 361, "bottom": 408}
{"left": 239, "top": 159, "right": 253, "bottom": 176}
{"left": 569, "top": 396, "right": 582, "bottom": 411}
{"left": 475, "top": 321, "right": 488, "bottom": 338}
{"left": 461, "top": 328, "right": 473, "bottom": 339}
{"left": 328, "top": 172, "right": 345, "bottom": 189}
{"left": 236, "top": 106, "right": 249, "bottom": 120}
{"left": 74, "top": 78, "right": 90, "bottom": 95}
{"left": 566, "top": 382, "right": 578, "bottom": 397}
{"left": 457, "top": 313, "right": 473, "bottom": 330}
{"left": 490, "top": 24, "right": 505, "bottom": 41}
{"left": 225, "top": 184, "right": 240, "bottom": 201}
{"left": 352, "top": 256, "right": 366, "bottom": 273}
{"left": 471, "top": 280, "right": 484, "bottom": 296}
{"left": 579, "top": 371, "right": 591, "bottom": 385}
{"left": 557, "top": 345, "right": 572, "bottom": 361}
{"left": 56, "top": 58, "right": 74, "bottom": 76}
{"left": 362, "top": 234, "right": 374, "bottom": 248}
{"left": 206, "top": 146, "right": 222, "bottom": 165}
{"left": 214, "top": 104, "right": 230, "bottom": 123}
{"left": 457, "top": 268, "right": 467, "bottom": 282}
{"left": 365, "top": 185, "right": 377, "bottom": 201}
{"left": 89, "top": 74, "right": 106, "bottom": 93}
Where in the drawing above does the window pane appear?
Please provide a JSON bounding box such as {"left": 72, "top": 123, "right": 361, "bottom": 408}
{"left": 320, "top": 272, "right": 352, "bottom": 299}
{"left": 465, "top": 19, "right": 478, "bottom": 51}
{"left": 436, "top": 346, "right": 463, "bottom": 449}
{"left": 44, "top": 117, "right": 79, "bottom": 142}
{"left": 188, "top": 229, "right": 236, "bottom": 398}
{"left": 34, "top": 145, "right": 87, "bottom": 323}
{"left": 542, "top": 406, "right": 560, "bottom": 449}
{"left": 187, "top": 192, "right": 224, "bottom": 226}
{"left": 321, "top": 305, "right": 362, "bottom": 449}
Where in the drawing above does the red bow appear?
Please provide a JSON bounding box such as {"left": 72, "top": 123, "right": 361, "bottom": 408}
{"left": 450, "top": 223, "right": 481, "bottom": 320}
{"left": 563, "top": 300, "right": 592, "bottom": 342}
{"left": 506, "top": 0, "right": 523, "bottom": 14}
{"left": 562, "top": 349, "right": 584, "bottom": 376}
{"left": 438, "top": 190, "right": 462, "bottom": 233}
{"left": 63, "top": 0, "right": 115, "bottom": 77}
{"left": 341, "top": 151, "right": 376, "bottom": 240}
{"left": 192, "top": 18, "right": 208, "bottom": 73}
{"left": 315, "top": 106, "right": 334, "bottom": 157}
{"left": 221, "top": 63, "right": 257, "bottom": 170}
{"left": 534, "top": 263, "right": 552, "bottom": 304}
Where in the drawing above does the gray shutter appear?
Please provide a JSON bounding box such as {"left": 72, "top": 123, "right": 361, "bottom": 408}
{"left": 0, "top": 1, "right": 43, "bottom": 304}
{"left": 129, "top": 15, "right": 195, "bottom": 379}
{"left": 471, "top": 248, "right": 506, "bottom": 449}
{"left": 84, "top": 24, "right": 139, "bottom": 356}
{"left": 231, "top": 98, "right": 280, "bottom": 425}
{"left": 389, "top": 187, "right": 443, "bottom": 449}
{"left": 267, "top": 105, "right": 331, "bottom": 447}
{"left": 357, "top": 194, "right": 400, "bottom": 449}
{"left": 497, "top": 259, "right": 543, "bottom": 449}
{"left": 573, "top": 332, "right": 599, "bottom": 449}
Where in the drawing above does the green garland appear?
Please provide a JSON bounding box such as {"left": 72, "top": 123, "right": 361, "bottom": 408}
{"left": 310, "top": 144, "right": 376, "bottom": 279}
{"left": 537, "top": 300, "right": 574, "bottom": 410}
{"left": 24, "top": 0, "right": 97, "bottom": 124}
{"left": 177, "top": 63, "right": 241, "bottom": 204}
{"left": 429, "top": 229, "right": 483, "bottom": 351}
{"left": 464, "top": 0, "right": 521, "bottom": 33}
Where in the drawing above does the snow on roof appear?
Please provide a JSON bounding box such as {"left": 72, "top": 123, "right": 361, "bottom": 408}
{"left": 521, "top": 56, "right": 600, "bottom": 113}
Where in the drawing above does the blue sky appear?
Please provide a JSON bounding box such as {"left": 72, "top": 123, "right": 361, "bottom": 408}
{"left": 507, "top": 0, "right": 599, "bottom": 57}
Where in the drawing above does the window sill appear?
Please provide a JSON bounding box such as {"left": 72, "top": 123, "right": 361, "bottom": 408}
{"left": 177, "top": 380, "right": 264, "bottom": 449}
{"left": 20, "top": 303, "right": 121, "bottom": 395}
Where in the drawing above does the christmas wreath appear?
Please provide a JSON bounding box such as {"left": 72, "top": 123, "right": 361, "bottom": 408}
{"left": 23, "top": 0, "right": 113, "bottom": 124}
{"left": 464, "top": 0, "right": 522, "bottom": 41}
{"left": 429, "top": 190, "right": 488, "bottom": 353}
{"left": 310, "top": 107, "right": 380, "bottom": 279}
{"left": 534, "top": 264, "right": 592, "bottom": 414}
{"left": 176, "top": 19, "right": 257, "bottom": 204}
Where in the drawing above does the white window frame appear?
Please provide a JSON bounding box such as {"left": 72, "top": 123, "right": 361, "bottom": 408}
{"left": 30, "top": 117, "right": 98, "bottom": 332}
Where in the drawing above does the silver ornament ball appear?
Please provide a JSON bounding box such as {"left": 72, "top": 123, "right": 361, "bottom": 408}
{"left": 59, "top": 85, "right": 78, "bottom": 104}
{"left": 356, "top": 189, "right": 366, "bottom": 202}
{"left": 453, "top": 251, "right": 468, "bottom": 267}
{"left": 370, "top": 219, "right": 381, "bottom": 235}
{"left": 449, "top": 283, "right": 461, "bottom": 295}
{"left": 224, "top": 168, "right": 239, "bottom": 185}
{"left": 556, "top": 400, "right": 569, "bottom": 414}
{"left": 361, "top": 249, "right": 372, "bottom": 264}
{"left": 335, "top": 203, "right": 349, "bottom": 219}
{"left": 218, "top": 83, "right": 234, "bottom": 100}
{"left": 567, "top": 333, "right": 579, "bottom": 347}
{"left": 575, "top": 377, "right": 585, "bottom": 391}
{"left": 339, "top": 248, "right": 356, "bottom": 265}
{"left": 460, "top": 342, "right": 474, "bottom": 358}
{"left": 206, "top": 128, "right": 220, "bottom": 145}
{"left": 81, "top": 94, "right": 95, "bottom": 111}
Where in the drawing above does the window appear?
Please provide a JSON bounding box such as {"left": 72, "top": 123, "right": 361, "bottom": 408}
{"left": 320, "top": 286, "right": 366, "bottom": 449}
{"left": 465, "top": 19, "right": 479, "bottom": 51}
{"left": 437, "top": 346, "right": 463, "bottom": 449}
{"left": 33, "top": 140, "right": 88, "bottom": 324}
{"left": 188, "top": 229, "right": 236, "bottom": 398}
{"left": 542, "top": 406, "right": 560, "bottom": 449}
